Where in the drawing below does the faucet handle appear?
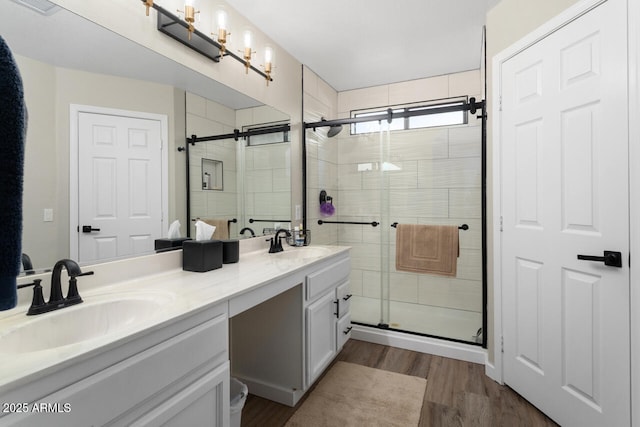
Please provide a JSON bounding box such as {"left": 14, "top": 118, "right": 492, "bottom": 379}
{"left": 66, "top": 270, "right": 92, "bottom": 306}
{"left": 266, "top": 237, "right": 278, "bottom": 253}
{"left": 23, "top": 279, "right": 46, "bottom": 316}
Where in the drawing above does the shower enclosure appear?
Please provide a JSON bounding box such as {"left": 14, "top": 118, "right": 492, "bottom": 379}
{"left": 304, "top": 99, "right": 486, "bottom": 345}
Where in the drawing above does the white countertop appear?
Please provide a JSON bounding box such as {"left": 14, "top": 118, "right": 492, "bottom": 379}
{"left": 0, "top": 244, "right": 349, "bottom": 394}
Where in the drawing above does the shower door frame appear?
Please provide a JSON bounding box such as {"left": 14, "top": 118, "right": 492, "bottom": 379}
{"left": 302, "top": 97, "right": 488, "bottom": 347}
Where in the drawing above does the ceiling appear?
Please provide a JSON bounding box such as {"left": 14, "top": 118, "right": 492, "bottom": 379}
{"left": 226, "top": 0, "right": 500, "bottom": 92}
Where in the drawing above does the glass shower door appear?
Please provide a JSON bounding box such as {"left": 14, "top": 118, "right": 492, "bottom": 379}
{"left": 308, "top": 113, "right": 484, "bottom": 345}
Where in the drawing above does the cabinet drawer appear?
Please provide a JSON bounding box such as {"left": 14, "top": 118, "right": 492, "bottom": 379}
{"left": 306, "top": 258, "right": 350, "bottom": 302}
{"left": 337, "top": 313, "right": 352, "bottom": 350}
{"left": 3, "top": 308, "right": 228, "bottom": 427}
{"left": 336, "top": 281, "right": 351, "bottom": 318}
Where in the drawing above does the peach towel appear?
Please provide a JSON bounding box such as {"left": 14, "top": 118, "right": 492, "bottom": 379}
{"left": 395, "top": 224, "right": 459, "bottom": 277}
{"left": 202, "top": 219, "right": 230, "bottom": 240}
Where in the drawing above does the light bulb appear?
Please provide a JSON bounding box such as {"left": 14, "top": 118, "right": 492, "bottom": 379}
{"left": 216, "top": 9, "right": 228, "bottom": 31}
{"left": 263, "top": 46, "right": 274, "bottom": 85}
{"left": 243, "top": 29, "right": 252, "bottom": 49}
{"left": 215, "top": 7, "right": 229, "bottom": 49}
{"left": 264, "top": 46, "right": 273, "bottom": 64}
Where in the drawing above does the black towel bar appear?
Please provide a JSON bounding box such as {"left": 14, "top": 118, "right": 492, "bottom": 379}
{"left": 391, "top": 222, "right": 469, "bottom": 230}
{"left": 318, "top": 220, "right": 379, "bottom": 227}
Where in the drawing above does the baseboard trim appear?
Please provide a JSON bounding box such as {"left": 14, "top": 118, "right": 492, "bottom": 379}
{"left": 351, "top": 324, "right": 486, "bottom": 364}
{"left": 232, "top": 375, "right": 303, "bottom": 407}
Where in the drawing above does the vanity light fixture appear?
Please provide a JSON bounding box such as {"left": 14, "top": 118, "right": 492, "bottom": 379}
{"left": 141, "top": 0, "right": 273, "bottom": 84}
{"left": 241, "top": 29, "right": 254, "bottom": 74}
{"left": 177, "top": 0, "right": 199, "bottom": 40}
{"left": 214, "top": 7, "right": 230, "bottom": 58}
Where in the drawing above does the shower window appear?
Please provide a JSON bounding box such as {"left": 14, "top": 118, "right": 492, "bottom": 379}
{"left": 243, "top": 121, "right": 290, "bottom": 146}
{"left": 351, "top": 97, "right": 467, "bottom": 135}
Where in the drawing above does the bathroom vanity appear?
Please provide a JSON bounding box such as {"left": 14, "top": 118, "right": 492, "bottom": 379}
{"left": 0, "top": 244, "right": 351, "bottom": 426}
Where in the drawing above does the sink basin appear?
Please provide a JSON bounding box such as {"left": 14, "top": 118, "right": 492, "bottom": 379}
{"left": 0, "top": 290, "right": 176, "bottom": 354}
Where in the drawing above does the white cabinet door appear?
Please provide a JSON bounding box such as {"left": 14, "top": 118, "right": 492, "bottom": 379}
{"left": 306, "top": 290, "right": 337, "bottom": 385}
{"left": 131, "top": 362, "right": 230, "bottom": 427}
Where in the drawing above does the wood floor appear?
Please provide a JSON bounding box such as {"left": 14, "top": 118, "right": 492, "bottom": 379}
{"left": 241, "top": 339, "right": 558, "bottom": 427}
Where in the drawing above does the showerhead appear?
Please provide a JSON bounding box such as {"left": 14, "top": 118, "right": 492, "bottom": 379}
{"left": 327, "top": 125, "right": 343, "bottom": 138}
{"left": 319, "top": 117, "right": 343, "bottom": 138}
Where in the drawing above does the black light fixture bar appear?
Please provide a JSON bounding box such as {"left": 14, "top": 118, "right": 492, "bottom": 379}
{"left": 305, "top": 98, "right": 485, "bottom": 130}
{"left": 145, "top": 1, "right": 273, "bottom": 82}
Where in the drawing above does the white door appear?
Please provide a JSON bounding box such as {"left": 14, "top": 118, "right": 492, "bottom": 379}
{"left": 500, "top": 1, "right": 629, "bottom": 426}
{"left": 77, "top": 111, "right": 164, "bottom": 264}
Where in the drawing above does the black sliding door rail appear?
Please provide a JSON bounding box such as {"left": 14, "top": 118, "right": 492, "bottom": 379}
{"left": 186, "top": 124, "right": 291, "bottom": 145}
{"left": 304, "top": 97, "right": 484, "bottom": 130}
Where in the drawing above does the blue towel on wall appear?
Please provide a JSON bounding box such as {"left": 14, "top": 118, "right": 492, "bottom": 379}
{"left": 0, "top": 36, "right": 26, "bottom": 310}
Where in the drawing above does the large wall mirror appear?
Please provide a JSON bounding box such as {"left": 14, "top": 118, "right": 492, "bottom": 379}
{"left": 1, "top": 1, "right": 290, "bottom": 273}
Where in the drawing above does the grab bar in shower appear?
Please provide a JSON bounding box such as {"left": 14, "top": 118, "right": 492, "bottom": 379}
{"left": 391, "top": 222, "right": 469, "bottom": 230}
{"left": 317, "top": 220, "right": 379, "bottom": 227}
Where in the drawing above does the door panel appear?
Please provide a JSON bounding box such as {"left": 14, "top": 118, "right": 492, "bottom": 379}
{"left": 500, "top": 1, "right": 629, "bottom": 425}
{"left": 78, "top": 112, "right": 163, "bottom": 264}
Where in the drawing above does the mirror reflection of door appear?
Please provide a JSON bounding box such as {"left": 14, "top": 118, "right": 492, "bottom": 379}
{"left": 72, "top": 106, "right": 167, "bottom": 264}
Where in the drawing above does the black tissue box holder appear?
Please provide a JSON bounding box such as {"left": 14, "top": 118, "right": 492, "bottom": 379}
{"left": 155, "top": 237, "right": 191, "bottom": 252}
{"left": 222, "top": 240, "right": 239, "bottom": 264}
{"left": 182, "top": 240, "right": 223, "bottom": 272}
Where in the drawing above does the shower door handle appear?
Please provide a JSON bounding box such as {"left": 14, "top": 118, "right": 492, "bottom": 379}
{"left": 577, "top": 251, "right": 622, "bottom": 268}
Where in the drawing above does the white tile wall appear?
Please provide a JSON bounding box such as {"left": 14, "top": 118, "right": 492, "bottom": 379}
{"left": 187, "top": 93, "right": 292, "bottom": 235}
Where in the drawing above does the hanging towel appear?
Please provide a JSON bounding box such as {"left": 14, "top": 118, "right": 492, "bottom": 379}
{"left": 395, "top": 224, "right": 459, "bottom": 277}
{"left": 0, "top": 36, "right": 27, "bottom": 310}
{"left": 202, "top": 219, "right": 230, "bottom": 240}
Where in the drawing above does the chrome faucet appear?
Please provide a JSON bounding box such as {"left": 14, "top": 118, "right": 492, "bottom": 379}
{"left": 18, "top": 259, "right": 94, "bottom": 316}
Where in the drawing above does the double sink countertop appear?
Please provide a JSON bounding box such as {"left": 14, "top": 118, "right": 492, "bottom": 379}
{"left": 0, "top": 243, "right": 350, "bottom": 394}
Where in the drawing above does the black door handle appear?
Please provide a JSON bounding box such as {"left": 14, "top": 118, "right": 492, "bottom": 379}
{"left": 82, "top": 225, "right": 101, "bottom": 233}
{"left": 577, "top": 251, "right": 622, "bottom": 268}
